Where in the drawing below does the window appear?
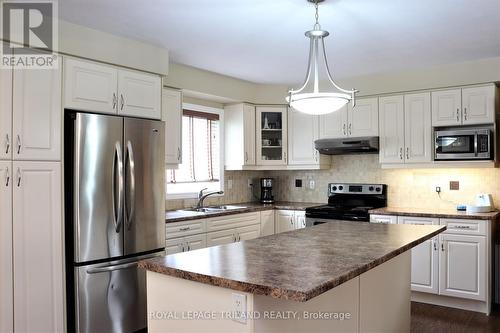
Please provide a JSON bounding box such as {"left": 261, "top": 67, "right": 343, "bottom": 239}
{"left": 166, "top": 104, "right": 224, "bottom": 198}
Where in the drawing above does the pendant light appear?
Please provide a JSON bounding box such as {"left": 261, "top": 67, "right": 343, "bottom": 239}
{"left": 286, "top": 0, "right": 358, "bottom": 115}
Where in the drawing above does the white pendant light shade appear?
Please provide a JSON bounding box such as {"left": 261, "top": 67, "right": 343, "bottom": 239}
{"left": 286, "top": 0, "right": 358, "bottom": 115}
{"left": 286, "top": 92, "right": 350, "bottom": 115}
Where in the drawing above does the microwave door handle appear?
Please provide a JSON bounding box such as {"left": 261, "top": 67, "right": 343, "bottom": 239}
{"left": 474, "top": 132, "right": 478, "bottom": 157}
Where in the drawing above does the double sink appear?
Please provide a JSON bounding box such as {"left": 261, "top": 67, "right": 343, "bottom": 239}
{"left": 182, "top": 205, "right": 246, "bottom": 213}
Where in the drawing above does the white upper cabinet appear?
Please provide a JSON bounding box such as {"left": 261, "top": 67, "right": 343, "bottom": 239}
{"left": 431, "top": 85, "right": 495, "bottom": 127}
{"left": 439, "top": 233, "right": 486, "bottom": 301}
{"left": 0, "top": 68, "right": 12, "bottom": 160}
{"left": 404, "top": 93, "right": 432, "bottom": 163}
{"left": 431, "top": 89, "right": 461, "bottom": 126}
{"left": 13, "top": 161, "right": 63, "bottom": 333}
{"left": 117, "top": 69, "right": 161, "bottom": 119}
{"left": 64, "top": 57, "right": 118, "bottom": 114}
{"left": 288, "top": 107, "right": 319, "bottom": 165}
{"left": 13, "top": 66, "right": 62, "bottom": 161}
{"left": 318, "top": 97, "right": 378, "bottom": 139}
{"left": 224, "top": 103, "right": 256, "bottom": 169}
{"left": 256, "top": 106, "right": 288, "bottom": 165}
{"left": 379, "top": 95, "right": 405, "bottom": 164}
{"left": 64, "top": 58, "right": 162, "bottom": 119}
{"left": 462, "top": 86, "right": 495, "bottom": 125}
{"left": 0, "top": 161, "right": 13, "bottom": 333}
{"left": 319, "top": 105, "right": 348, "bottom": 139}
{"left": 162, "top": 88, "right": 183, "bottom": 165}
{"left": 349, "top": 97, "right": 379, "bottom": 137}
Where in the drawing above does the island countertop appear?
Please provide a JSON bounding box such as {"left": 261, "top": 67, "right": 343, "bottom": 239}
{"left": 369, "top": 206, "right": 500, "bottom": 220}
{"left": 140, "top": 221, "right": 445, "bottom": 302}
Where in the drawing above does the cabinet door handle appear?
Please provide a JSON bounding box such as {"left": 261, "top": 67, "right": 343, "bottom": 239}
{"left": 233, "top": 234, "right": 237, "bottom": 242}
{"left": 343, "top": 124, "right": 346, "bottom": 136}
{"left": 181, "top": 244, "right": 185, "bottom": 252}
{"left": 406, "top": 147, "right": 409, "bottom": 160}
{"left": 433, "top": 240, "right": 437, "bottom": 251}
{"left": 349, "top": 123, "right": 352, "bottom": 135}
{"left": 455, "top": 225, "right": 471, "bottom": 229}
{"left": 399, "top": 147, "right": 403, "bottom": 160}
{"left": 284, "top": 151, "right": 287, "bottom": 163}
{"left": 187, "top": 243, "right": 191, "bottom": 251}
{"left": 177, "top": 147, "right": 181, "bottom": 161}
{"left": 441, "top": 243, "right": 445, "bottom": 252}
{"left": 16, "top": 135, "right": 21, "bottom": 154}
{"left": 5, "top": 166, "right": 9, "bottom": 187}
{"left": 463, "top": 107, "right": 467, "bottom": 121}
{"left": 245, "top": 151, "right": 248, "bottom": 163}
{"left": 120, "top": 94, "right": 125, "bottom": 110}
{"left": 112, "top": 93, "right": 117, "bottom": 109}
{"left": 179, "top": 226, "right": 190, "bottom": 231}
{"left": 16, "top": 168, "right": 21, "bottom": 187}
{"left": 456, "top": 108, "right": 460, "bottom": 122}
{"left": 5, "top": 134, "right": 9, "bottom": 154}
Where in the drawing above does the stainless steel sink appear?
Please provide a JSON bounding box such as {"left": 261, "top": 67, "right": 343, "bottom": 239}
{"left": 182, "top": 205, "right": 246, "bottom": 213}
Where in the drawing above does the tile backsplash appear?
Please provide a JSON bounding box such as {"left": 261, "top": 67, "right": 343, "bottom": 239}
{"left": 270, "top": 155, "right": 500, "bottom": 210}
{"left": 166, "top": 154, "right": 500, "bottom": 211}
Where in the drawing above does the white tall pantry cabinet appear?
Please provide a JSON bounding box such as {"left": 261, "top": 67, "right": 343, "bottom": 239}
{"left": 163, "top": 87, "right": 183, "bottom": 165}
{"left": 0, "top": 51, "right": 64, "bottom": 332}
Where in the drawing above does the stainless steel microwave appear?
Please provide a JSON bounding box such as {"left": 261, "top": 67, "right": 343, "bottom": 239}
{"left": 435, "top": 127, "right": 493, "bottom": 160}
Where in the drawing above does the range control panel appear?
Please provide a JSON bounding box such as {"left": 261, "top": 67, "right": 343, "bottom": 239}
{"left": 328, "top": 183, "right": 386, "bottom": 195}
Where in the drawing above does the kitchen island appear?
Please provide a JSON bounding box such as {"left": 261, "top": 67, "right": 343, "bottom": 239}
{"left": 140, "top": 221, "right": 445, "bottom": 333}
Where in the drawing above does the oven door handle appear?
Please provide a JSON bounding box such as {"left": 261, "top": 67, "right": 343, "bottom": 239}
{"left": 474, "top": 132, "right": 478, "bottom": 157}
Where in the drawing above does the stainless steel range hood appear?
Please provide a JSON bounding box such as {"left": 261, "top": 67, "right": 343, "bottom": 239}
{"left": 315, "top": 137, "right": 379, "bottom": 155}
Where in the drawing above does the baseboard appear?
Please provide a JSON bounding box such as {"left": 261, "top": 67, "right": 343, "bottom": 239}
{"left": 411, "top": 291, "right": 490, "bottom": 315}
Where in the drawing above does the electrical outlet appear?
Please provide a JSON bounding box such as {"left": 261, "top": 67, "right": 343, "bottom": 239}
{"left": 247, "top": 179, "right": 253, "bottom": 188}
{"left": 231, "top": 293, "right": 247, "bottom": 324}
{"left": 295, "top": 179, "right": 302, "bottom": 188}
{"left": 227, "top": 179, "right": 233, "bottom": 190}
{"left": 309, "top": 180, "right": 315, "bottom": 190}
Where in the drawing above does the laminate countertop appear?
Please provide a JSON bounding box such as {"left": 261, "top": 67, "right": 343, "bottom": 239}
{"left": 140, "top": 221, "right": 445, "bottom": 302}
{"left": 165, "top": 201, "right": 323, "bottom": 223}
{"left": 369, "top": 207, "right": 500, "bottom": 220}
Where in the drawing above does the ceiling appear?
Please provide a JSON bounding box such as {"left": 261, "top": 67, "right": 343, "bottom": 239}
{"left": 59, "top": 0, "right": 500, "bottom": 85}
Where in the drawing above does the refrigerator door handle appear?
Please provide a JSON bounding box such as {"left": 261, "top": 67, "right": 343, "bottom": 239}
{"left": 126, "top": 140, "right": 136, "bottom": 230}
{"left": 86, "top": 261, "right": 137, "bottom": 274}
{"left": 112, "top": 141, "right": 124, "bottom": 233}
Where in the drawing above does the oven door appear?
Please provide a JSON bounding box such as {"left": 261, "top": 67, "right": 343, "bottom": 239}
{"left": 435, "top": 129, "right": 491, "bottom": 160}
{"left": 305, "top": 216, "right": 366, "bottom": 227}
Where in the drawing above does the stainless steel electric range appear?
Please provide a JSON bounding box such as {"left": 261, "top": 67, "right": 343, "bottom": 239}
{"left": 305, "top": 183, "right": 387, "bottom": 226}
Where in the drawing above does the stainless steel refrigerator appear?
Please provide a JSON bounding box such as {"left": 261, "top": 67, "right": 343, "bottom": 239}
{"left": 64, "top": 111, "right": 165, "bottom": 333}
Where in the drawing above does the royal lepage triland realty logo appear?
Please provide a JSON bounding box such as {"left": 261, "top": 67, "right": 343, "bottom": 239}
{"left": 1, "top": 0, "right": 58, "bottom": 68}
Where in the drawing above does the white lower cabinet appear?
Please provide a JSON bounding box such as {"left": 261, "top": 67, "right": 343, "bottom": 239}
{"left": 237, "top": 224, "right": 261, "bottom": 241}
{"left": 166, "top": 234, "right": 207, "bottom": 255}
{"left": 294, "top": 211, "right": 306, "bottom": 229}
{"left": 206, "top": 229, "right": 237, "bottom": 247}
{"left": 372, "top": 214, "right": 489, "bottom": 306}
{"left": 439, "top": 233, "right": 486, "bottom": 301}
{"left": 260, "top": 210, "right": 275, "bottom": 236}
{"left": 0, "top": 161, "right": 12, "bottom": 333}
{"left": 12, "top": 161, "right": 64, "bottom": 333}
{"left": 275, "top": 210, "right": 296, "bottom": 233}
{"left": 398, "top": 216, "right": 439, "bottom": 294}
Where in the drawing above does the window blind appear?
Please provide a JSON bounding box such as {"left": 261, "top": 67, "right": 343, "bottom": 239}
{"left": 167, "top": 110, "right": 220, "bottom": 184}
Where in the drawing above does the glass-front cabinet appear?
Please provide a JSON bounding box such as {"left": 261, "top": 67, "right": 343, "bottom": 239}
{"left": 256, "top": 106, "right": 288, "bottom": 165}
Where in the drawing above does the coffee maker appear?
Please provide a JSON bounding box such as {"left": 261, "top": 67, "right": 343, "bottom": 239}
{"left": 260, "top": 178, "right": 274, "bottom": 203}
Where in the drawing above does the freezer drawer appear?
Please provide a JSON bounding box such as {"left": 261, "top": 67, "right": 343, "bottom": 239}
{"left": 74, "top": 252, "right": 162, "bottom": 333}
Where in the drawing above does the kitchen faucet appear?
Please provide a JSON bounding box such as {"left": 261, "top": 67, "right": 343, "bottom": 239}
{"left": 196, "top": 188, "right": 224, "bottom": 209}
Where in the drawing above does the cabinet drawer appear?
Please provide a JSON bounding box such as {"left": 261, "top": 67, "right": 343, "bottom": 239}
{"left": 370, "top": 215, "right": 398, "bottom": 224}
{"left": 440, "top": 219, "right": 486, "bottom": 236}
{"left": 398, "top": 216, "right": 439, "bottom": 226}
{"left": 165, "top": 219, "right": 206, "bottom": 239}
{"left": 206, "top": 212, "right": 260, "bottom": 232}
